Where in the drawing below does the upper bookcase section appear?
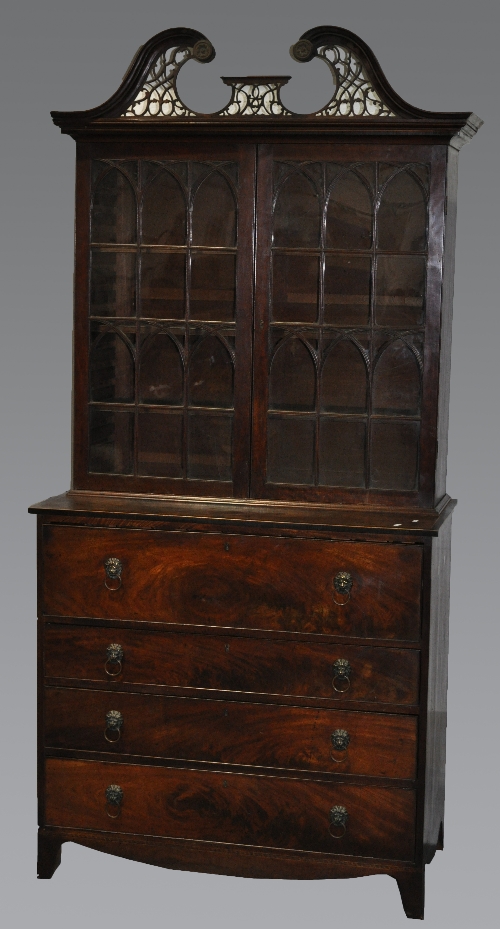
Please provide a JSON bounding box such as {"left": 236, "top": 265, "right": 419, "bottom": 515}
{"left": 51, "top": 25, "right": 482, "bottom": 145}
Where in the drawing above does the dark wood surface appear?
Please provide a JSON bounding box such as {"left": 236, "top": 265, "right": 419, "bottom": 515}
{"left": 73, "top": 138, "right": 256, "bottom": 499}
{"left": 50, "top": 24, "right": 479, "bottom": 134}
{"left": 69, "top": 137, "right": 454, "bottom": 507}
{"left": 37, "top": 831, "right": 62, "bottom": 880}
{"left": 44, "top": 687, "right": 417, "bottom": 779}
{"left": 38, "top": 823, "right": 423, "bottom": 880}
{"left": 42, "top": 525, "right": 423, "bottom": 639}
{"left": 30, "top": 490, "right": 455, "bottom": 535}
{"left": 250, "top": 142, "right": 446, "bottom": 509}
{"left": 423, "top": 517, "right": 452, "bottom": 861}
{"left": 44, "top": 758, "right": 416, "bottom": 860}
{"left": 44, "top": 623, "right": 420, "bottom": 706}
{"left": 33, "top": 22, "right": 479, "bottom": 915}
{"left": 396, "top": 868, "right": 425, "bottom": 919}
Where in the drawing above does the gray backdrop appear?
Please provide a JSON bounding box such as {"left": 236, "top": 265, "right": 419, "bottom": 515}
{"left": 1, "top": 1, "right": 498, "bottom": 925}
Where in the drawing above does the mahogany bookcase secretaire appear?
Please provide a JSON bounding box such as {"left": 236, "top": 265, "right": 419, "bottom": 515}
{"left": 30, "top": 26, "right": 481, "bottom": 919}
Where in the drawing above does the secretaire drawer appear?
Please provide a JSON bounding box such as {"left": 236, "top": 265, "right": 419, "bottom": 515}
{"left": 44, "top": 625, "right": 420, "bottom": 706}
{"left": 45, "top": 758, "right": 417, "bottom": 861}
{"left": 42, "top": 526, "right": 422, "bottom": 640}
{"left": 45, "top": 688, "right": 418, "bottom": 779}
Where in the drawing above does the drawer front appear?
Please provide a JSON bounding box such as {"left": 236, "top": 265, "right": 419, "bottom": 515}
{"left": 42, "top": 526, "right": 422, "bottom": 640}
{"left": 44, "top": 625, "right": 420, "bottom": 706}
{"left": 45, "top": 688, "right": 417, "bottom": 779}
{"left": 45, "top": 758, "right": 416, "bottom": 860}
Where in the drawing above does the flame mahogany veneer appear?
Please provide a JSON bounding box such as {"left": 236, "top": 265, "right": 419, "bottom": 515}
{"left": 31, "top": 23, "right": 481, "bottom": 920}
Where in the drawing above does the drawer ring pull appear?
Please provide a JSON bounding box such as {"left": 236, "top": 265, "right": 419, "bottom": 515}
{"left": 104, "top": 557, "right": 123, "bottom": 591}
{"left": 330, "top": 728, "right": 350, "bottom": 762}
{"left": 104, "top": 710, "right": 123, "bottom": 743}
{"left": 105, "top": 644, "right": 124, "bottom": 677}
{"left": 329, "top": 805, "right": 348, "bottom": 839}
{"left": 332, "top": 658, "right": 351, "bottom": 693}
{"left": 105, "top": 784, "right": 123, "bottom": 819}
{"left": 333, "top": 571, "right": 352, "bottom": 606}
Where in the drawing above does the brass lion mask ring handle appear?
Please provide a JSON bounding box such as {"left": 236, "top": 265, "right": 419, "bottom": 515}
{"left": 105, "top": 643, "right": 124, "bottom": 677}
{"left": 105, "top": 784, "right": 123, "bottom": 818}
{"left": 104, "top": 557, "right": 123, "bottom": 591}
{"left": 332, "top": 658, "right": 352, "bottom": 693}
{"left": 332, "top": 571, "right": 353, "bottom": 606}
{"left": 104, "top": 709, "right": 123, "bottom": 743}
{"left": 330, "top": 728, "right": 350, "bottom": 763}
{"left": 329, "top": 805, "right": 348, "bottom": 839}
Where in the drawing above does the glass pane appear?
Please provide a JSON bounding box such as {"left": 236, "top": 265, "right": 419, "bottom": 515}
{"left": 89, "top": 409, "right": 134, "bottom": 474}
{"left": 90, "top": 251, "right": 136, "bottom": 317}
{"left": 139, "top": 332, "right": 183, "bottom": 405}
{"left": 190, "top": 253, "right": 236, "bottom": 321}
{"left": 92, "top": 168, "right": 136, "bottom": 244}
{"left": 375, "top": 256, "right": 425, "bottom": 327}
{"left": 321, "top": 341, "right": 367, "bottom": 413}
{"left": 137, "top": 410, "right": 183, "bottom": 477}
{"left": 269, "top": 339, "right": 316, "bottom": 411}
{"left": 90, "top": 331, "right": 134, "bottom": 403}
{"left": 326, "top": 172, "right": 372, "bottom": 250}
{"left": 188, "top": 412, "right": 232, "bottom": 480}
{"left": 372, "top": 341, "right": 420, "bottom": 416}
{"left": 324, "top": 255, "right": 371, "bottom": 325}
{"left": 370, "top": 421, "right": 419, "bottom": 490}
{"left": 192, "top": 171, "right": 236, "bottom": 247}
{"left": 272, "top": 254, "right": 319, "bottom": 323}
{"left": 377, "top": 171, "right": 427, "bottom": 252}
{"left": 273, "top": 173, "right": 320, "bottom": 247}
{"left": 142, "top": 170, "right": 186, "bottom": 245}
{"left": 319, "top": 420, "right": 366, "bottom": 487}
{"left": 188, "top": 335, "right": 233, "bottom": 408}
{"left": 267, "top": 416, "right": 315, "bottom": 484}
{"left": 141, "top": 252, "right": 185, "bottom": 318}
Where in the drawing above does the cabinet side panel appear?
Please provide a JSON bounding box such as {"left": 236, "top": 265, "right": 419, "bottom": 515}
{"left": 434, "top": 149, "right": 458, "bottom": 503}
{"left": 423, "top": 515, "right": 452, "bottom": 858}
{"left": 37, "top": 515, "right": 47, "bottom": 825}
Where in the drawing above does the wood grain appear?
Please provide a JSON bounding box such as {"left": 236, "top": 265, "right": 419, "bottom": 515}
{"left": 29, "top": 491, "right": 456, "bottom": 537}
{"left": 38, "top": 824, "right": 424, "bottom": 882}
{"left": 42, "top": 526, "right": 423, "bottom": 640}
{"left": 45, "top": 758, "right": 416, "bottom": 860}
{"left": 44, "top": 622, "right": 420, "bottom": 705}
{"left": 45, "top": 687, "right": 417, "bottom": 779}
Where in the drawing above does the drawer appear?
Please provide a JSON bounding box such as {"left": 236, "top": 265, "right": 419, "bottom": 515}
{"left": 45, "top": 758, "right": 416, "bottom": 860}
{"left": 44, "top": 625, "right": 420, "bottom": 706}
{"left": 45, "top": 688, "right": 418, "bottom": 779}
{"left": 42, "top": 526, "right": 422, "bottom": 640}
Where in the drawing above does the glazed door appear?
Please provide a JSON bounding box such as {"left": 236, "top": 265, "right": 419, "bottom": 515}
{"left": 74, "top": 140, "right": 255, "bottom": 497}
{"left": 251, "top": 142, "right": 445, "bottom": 506}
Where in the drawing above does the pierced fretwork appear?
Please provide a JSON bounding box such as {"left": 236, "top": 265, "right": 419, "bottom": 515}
{"left": 314, "top": 45, "right": 395, "bottom": 117}
{"left": 219, "top": 77, "right": 293, "bottom": 116}
{"left": 124, "top": 40, "right": 214, "bottom": 117}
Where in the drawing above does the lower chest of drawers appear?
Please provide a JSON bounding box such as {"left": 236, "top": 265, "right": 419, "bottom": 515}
{"left": 38, "top": 514, "right": 442, "bottom": 909}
